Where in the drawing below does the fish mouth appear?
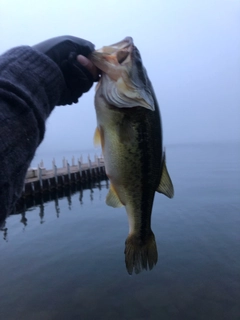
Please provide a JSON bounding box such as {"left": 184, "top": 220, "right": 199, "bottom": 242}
{"left": 90, "top": 37, "right": 155, "bottom": 111}
{"left": 97, "top": 36, "right": 133, "bottom": 54}
{"left": 89, "top": 37, "right": 134, "bottom": 79}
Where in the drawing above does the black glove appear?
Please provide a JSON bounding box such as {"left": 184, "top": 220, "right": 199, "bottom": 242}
{"left": 33, "top": 35, "right": 97, "bottom": 105}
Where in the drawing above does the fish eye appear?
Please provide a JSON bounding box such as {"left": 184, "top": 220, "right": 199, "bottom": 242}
{"left": 117, "top": 50, "right": 129, "bottom": 64}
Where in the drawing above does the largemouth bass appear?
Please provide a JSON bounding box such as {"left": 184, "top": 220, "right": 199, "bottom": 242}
{"left": 90, "top": 37, "right": 174, "bottom": 275}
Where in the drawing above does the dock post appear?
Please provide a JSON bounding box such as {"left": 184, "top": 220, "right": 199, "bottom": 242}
{"left": 52, "top": 158, "right": 56, "bottom": 171}
{"left": 88, "top": 156, "right": 92, "bottom": 173}
{"left": 78, "top": 160, "right": 82, "bottom": 177}
{"left": 54, "top": 165, "right": 58, "bottom": 183}
{"left": 62, "top": 157, "right": 66, "bottom": 168}
{"left": 38, "top": 165, "right": 43, "bottom": 189}
{"left": 72, "top": 156, "right": 75, "bottom": 166}
{"left": 22, "top": 182, "right": 25, "bottom": 195}
{"left": 67, "top": 162, "right": 71, "bottom": 181}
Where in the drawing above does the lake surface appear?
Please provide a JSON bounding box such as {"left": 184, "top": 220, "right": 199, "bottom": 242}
{"left": 0, "top": 142, "right": 239, "bottom": 320}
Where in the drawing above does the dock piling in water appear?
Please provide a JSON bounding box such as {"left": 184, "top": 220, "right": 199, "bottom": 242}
{"left": 78, "top": 160, "right": 82, "bottom": 177}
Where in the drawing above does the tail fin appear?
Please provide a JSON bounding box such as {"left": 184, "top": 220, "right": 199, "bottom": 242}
{"left": 124, "top": 231, "right": 158, "bottom": 275}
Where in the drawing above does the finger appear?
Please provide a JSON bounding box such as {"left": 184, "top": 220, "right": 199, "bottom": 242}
{"left": 77, "top": 55, "right": 99, "bottom": 81}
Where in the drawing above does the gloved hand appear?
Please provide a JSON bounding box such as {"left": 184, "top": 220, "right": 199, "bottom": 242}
{"left": 33, "top": 35, "right": 99, "bottom": 105}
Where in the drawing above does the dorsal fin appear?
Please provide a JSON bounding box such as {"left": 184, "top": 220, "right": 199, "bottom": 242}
{"left": 106, "top": 184, "right": 124, "bottom": 208}
{"left": 156, "top": 152, "right": 174, "bottom": 198}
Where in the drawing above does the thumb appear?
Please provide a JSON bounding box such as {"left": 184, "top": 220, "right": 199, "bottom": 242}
{"left": 77, "top": 55, "right": 99, "bottom": 81}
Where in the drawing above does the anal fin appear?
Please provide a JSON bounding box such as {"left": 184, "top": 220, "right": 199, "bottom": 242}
{"left": 106, "top": 184, "right": 123, "bottom": 208}
{"left": 156, "top": 152, "right": 174, "bottom": 198}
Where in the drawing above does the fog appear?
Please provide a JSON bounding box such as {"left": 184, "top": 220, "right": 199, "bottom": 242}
{"left": 1, "top": 0, "right": 239, "bottom": 158}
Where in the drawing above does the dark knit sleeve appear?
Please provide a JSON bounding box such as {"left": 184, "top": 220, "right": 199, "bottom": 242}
{"left": 0, "top": 46, "right": 66, "bottom": 223}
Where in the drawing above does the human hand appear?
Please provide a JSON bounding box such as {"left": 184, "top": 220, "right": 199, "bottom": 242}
{"left": 33, "top": 35, "right": 99, "bottom": 105}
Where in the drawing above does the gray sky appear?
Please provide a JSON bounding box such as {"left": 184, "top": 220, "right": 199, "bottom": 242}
{"left": 1, "top": 0, "right": 239, "bottom": 156}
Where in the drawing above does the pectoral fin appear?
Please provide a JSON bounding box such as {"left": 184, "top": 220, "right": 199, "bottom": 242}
{"left": 106, "top": 184, "right": 124, "bottom": 208}
{"left": 94, "top": 126, "right": 105, "bottom": 151}
{"left": 156, "top": 153, "right": 174, "bottom": 198}
{"left": 94, "top": 127, "right": 101, "bottom": 146}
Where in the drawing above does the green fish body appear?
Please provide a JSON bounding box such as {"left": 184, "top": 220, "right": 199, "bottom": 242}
{"left": 91, "top": 37, "right": 174, "bottom": 274}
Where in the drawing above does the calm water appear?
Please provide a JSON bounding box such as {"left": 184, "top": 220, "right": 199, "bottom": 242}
{"left": 0, "top": 142, "right": 239, "bottom": 320}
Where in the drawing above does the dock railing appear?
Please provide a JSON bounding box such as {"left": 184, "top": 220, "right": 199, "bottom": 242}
{"left": 23, "top": 155, "right": 106, "bottom": 197}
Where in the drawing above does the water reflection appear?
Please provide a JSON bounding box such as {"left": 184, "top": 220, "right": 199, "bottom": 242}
{"left": 20, "top": 211, "right": 27, "bottom": 227}
{"left": 14, "top": 180, "right": 108, "bottom": 216}
{"left": 2, "top": 177, "right": 158, "bottom": 275}
{"left": 0, "top": 225, "right": 7, "bottom": 241}
{"left": 1, "top": 179, "right": 109, "bottom": 241}
{"left": 39, "top": 201, "right": 44, "bottom": 224}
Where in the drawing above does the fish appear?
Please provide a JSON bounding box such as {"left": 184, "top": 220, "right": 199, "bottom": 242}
{"left": 90, "top": 37, "right": 174, "bottom": 275}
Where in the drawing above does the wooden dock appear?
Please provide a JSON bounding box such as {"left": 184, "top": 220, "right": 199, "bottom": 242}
{"left": 22, "top": 156, "right": 107, "bottom": 197}
{"left": 15, "top": 177, "right": 109, "bottom": 216}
